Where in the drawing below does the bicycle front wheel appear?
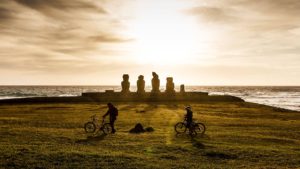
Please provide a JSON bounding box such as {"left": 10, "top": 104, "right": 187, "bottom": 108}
{"left": 84, "top": 122, "right": 96, "bottom": 133}
{"left": 174, "top": 122, "right": 187, "bottom": 133}
{"left": 194, "top": 123, "right": 206, "bottom": 135}
{"left": 102, "top": 123, "right": 112, "bottom": 134}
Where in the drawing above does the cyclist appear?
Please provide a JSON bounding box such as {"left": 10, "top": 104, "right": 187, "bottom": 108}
{"left": 102, "top": 103, "right": 118, "bottom": 134}
{"left": 185, "top": 106, "right": 193, "bottom": 132}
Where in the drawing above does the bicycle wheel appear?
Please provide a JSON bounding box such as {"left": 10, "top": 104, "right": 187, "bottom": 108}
{"left": 102, "top": 123, "right": 112, "bottom": 134}
{"left": 84, "top": 122, "right": 96, "bottom": 133}
{"left": 194, "top": 123, "right": 206, "bottom": 135}
{"left": 174, "top": 122, "right": 187, "bottom": 133}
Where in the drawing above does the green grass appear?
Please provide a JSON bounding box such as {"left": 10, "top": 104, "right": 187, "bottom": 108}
{"left": 0, "top": 102, "right": 299, "bottom": 169}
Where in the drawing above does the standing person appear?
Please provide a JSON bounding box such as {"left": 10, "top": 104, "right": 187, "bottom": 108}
{"left": 103, "top": 103, "right": 118, "bottom": 133}
{"left": 185, "top": 106, "right": 193, "bottom": 132}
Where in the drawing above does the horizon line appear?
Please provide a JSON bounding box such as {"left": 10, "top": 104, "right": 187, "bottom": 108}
{"left": 0, "top": 85, "right": 299, "bottom": 87}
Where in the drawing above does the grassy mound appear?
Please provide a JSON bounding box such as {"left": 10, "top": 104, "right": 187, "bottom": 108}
{"left": 0, "top": 102, "right": 299, "bottom": 168}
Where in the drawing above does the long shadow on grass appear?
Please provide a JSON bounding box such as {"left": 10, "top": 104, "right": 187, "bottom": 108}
{"left": 191, "top": 137, "right": 206, "bottom": 149}
{"left": 174, "top": 133, "right": 207, "bottom": 149}
{"left": 135, "top": 104, "right": 157, "bottom": 113}
{"left": 75, "top": 133, "right": 107, "bottom": 145}
{"left": 189, "top": 136, "right": 238, "bottom": 160}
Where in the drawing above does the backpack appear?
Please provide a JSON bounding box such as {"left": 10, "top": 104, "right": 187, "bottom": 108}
{"left": 114, "top": 107, "right": 118, "bottom": 116}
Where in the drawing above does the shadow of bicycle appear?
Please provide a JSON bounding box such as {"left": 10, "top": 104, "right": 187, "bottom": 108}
{"left": 175, "top": 133, "right": 206, "bottom": 139}
{"left": 174, "top": 133, "right": 211, "bottom": 150}
{"left": 76, "top": 133, "right": 107, "bottom": 145}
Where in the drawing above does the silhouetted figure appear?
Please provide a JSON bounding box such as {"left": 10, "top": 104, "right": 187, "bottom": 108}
{"left": 102, "top": 103, "right": 118, "bottom": 133}
{"left": 180, "top": 84, "right": 185, "bottom": 93}
{"left": 121, "top": 74, "right": 130, "bottom": 93}
{"left": 151, "top": 72, "right": 160, "bottom": 93}
{"left": 165, "top": 77, "right": 175, "bottom": 94}
{"left": 137, "top": 75, "right": 145, "bottom": 94}
{"left": 185, "top": 106, "right": 193, "bottom": 131}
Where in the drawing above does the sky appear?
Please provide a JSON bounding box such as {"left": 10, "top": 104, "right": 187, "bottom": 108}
{"left": 0, "top": 0, "right": 300, "bottom": 86}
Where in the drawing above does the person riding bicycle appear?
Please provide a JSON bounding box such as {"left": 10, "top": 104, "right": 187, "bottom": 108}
{"left": 102, "top": 103, "right": 118, "bottom": 134}
{"left": 185, "top": 106, "right": 193, "bottom": 131}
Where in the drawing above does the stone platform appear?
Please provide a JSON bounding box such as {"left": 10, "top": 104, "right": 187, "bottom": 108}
{"left": 0, "top": 92, "right": 244, "bottom": 104}
{"left": 81, "top": 91, "right": 244, "bottom": 102}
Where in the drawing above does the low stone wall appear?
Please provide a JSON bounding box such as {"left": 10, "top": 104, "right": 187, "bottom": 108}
{"left": 0, "top": 92, "right": 244, "bottom": 104}
{"left": 81, "top": 92, "right": 244, "bottom": 102}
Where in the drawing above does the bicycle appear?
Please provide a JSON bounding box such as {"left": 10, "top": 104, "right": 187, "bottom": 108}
{"left": 84, "top": 115, "right": 112, "bottom": 134}
{"left": 174, "top": 117, "right": 206, "bottom": 137}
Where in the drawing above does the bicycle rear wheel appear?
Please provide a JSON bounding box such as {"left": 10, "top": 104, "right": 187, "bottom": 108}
{"left": 174, "top": 122, "right": 187, "bottom": 133}
{"left": 194, "top": 123, "right": 206, "bottom": 135}
{"left": 84, "top": 122, "right": 96, "bottom": 133}
{"left": 102, "top": 123, "right": 112, "bottom": 134}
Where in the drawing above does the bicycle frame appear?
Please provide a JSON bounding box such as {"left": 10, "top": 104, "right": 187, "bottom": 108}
{"left": 85, "top": 114, "right": 112, "bottom": 134}
{"left": 99, "top": 119, "right": 106, "bottom": 130}
{"left": 90, "top": 115, "right": 98, "bottom": 123}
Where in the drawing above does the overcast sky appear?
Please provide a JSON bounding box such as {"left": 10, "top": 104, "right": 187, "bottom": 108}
{"left": 0, "top": 0, "right": 299, "bottom": 85}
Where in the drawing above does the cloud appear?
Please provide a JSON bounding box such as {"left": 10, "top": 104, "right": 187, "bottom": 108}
{"left": 0, "top": 7, "right": 13, "bottom": 21}
{"left": 0, "top": 0, "right": 299, "bottom": 85}
{"left": 186, "top": 6, "right": 237, "bottom": 23}
{"left": 232, "top": 0, "right": 300, "bottom": 17}
{"left": 14, "top": 0, "right": 107, "bottom": 16}
{"left": 189, "top": 0, "right": 300, "bottom": 26}
{"left": 89, "top": 35, "right": 134, "bottom": 43}
{"left": 186, "top": 0, "right": 300, "bottom": 62}
{"left": 0, "top": 0, "right": 133, "bottom": 76}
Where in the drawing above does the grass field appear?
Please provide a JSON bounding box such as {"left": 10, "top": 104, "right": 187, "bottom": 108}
{"left": 0, "top": 102, "right": 299, "bottom": 169}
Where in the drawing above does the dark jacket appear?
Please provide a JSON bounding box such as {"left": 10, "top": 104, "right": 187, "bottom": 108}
{"left": 186, "top": 109, "right": 193, "bottom": 122}
{"left": 103, "top": 106, "right": 118, "bottom": 120}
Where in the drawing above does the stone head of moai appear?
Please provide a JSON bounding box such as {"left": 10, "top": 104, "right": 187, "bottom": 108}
{"left": 166, "top": 77, "right": 175, "bottom": 93}
{"left": 152, "top": 72, "right": 158, "bottom": 79}
{"left": 138, "top": 75, "right": 144, "bottom": 80}
{"left": 166, "top": 77, "right": 173, "bottom": 82}
{"left": 180, "top": 84, "right": 185, "bottom": 93}
{"left": 137, "top": 75, "right": 145, "bottom": 94}
{"left": 123, "top": 74, "right": 129, "bottom": 81}
{"left": 121, "top": 74, "right": 130, "bottom": 93}
{"left": 151, "top": 72, "right": 160, "bottom": 93}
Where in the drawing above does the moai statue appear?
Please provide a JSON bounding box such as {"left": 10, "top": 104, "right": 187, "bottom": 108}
{"left": 137, "top": 75, "right": 145, "bottom": 94}
{"left": 151, "top": 72, "right": 160, "bottom": 93}
{"left": 121, "top": 74, "right": 130, "bottom": 93}
{"left": 180, "top": 84, "right": 185, "bottom": 93}
{"left": 165, "top": 77, "right": 175, "bottom": 94}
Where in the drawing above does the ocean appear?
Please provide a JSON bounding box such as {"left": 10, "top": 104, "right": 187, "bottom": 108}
{"left": 0, "top": 86, "right": 299, "bottom": 111}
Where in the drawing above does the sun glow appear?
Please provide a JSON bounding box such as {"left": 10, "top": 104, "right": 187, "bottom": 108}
{"left": 128, "top": 0, "right": 213, "bottom": 65}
